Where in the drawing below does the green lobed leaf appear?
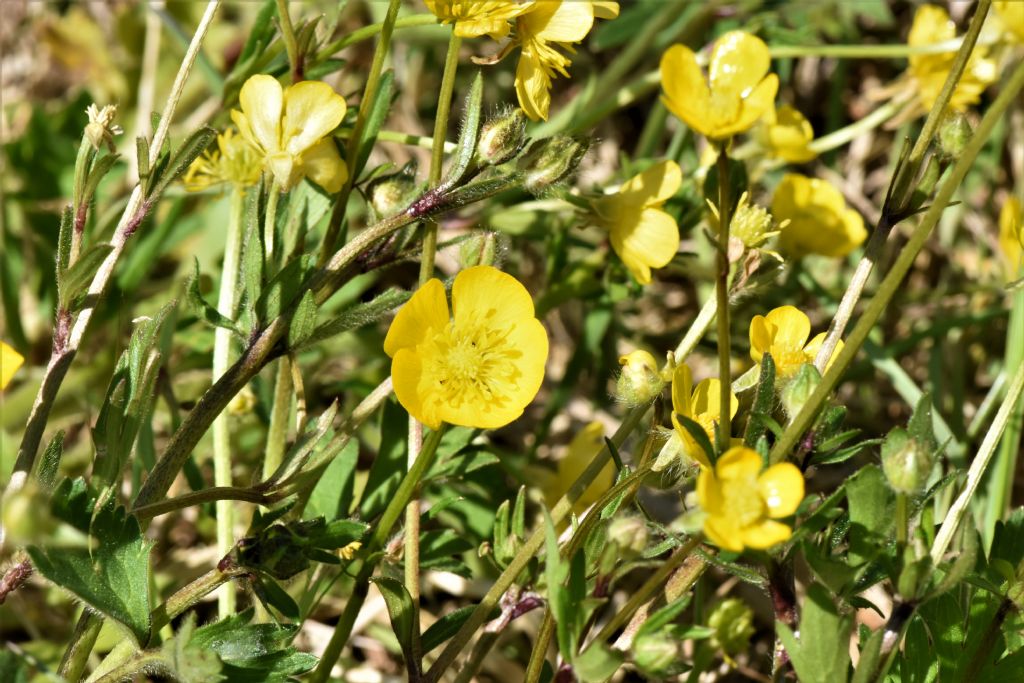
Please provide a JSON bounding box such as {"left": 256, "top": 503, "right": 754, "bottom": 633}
{"left": 159, "top": 615, "right": 225, "bottom": 683}
{"left": 845, "top": 465, "right": 894, "bottom": 566}
{"left": 192, "top": 608, "right": 317, "bottom": 682}
{"left": 27, "top": 495, "right": 153, "bottom": 642}
{"left": 777, "top": 583, "right": 853, "bottom": 683}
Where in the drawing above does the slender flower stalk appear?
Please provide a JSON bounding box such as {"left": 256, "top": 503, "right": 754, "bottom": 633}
{"left": 715, "top": 148, "right": 732, "bottom": 453}
{"left": 212, "top": 186, "right": 245, "bottom": 616}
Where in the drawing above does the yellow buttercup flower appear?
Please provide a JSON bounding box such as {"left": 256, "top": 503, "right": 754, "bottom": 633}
{"left": 670, "top": 364, "right": 738, "bottom": 470}
{"left": 182, "top": 128, "right": 263, "bottom": 192}
{"left": 772, "top": 173, "right": 866, "bottom": 259}
{"left": 231, "top": 75, "right": 348, "bottom": 193}
{"left": 697, "top": 446, "right": 804, "bottom": 552}
{"left": 1, "top": 341, "right": 24, "bottom": 390}
{"left": 757, "top": 104, "right": 816, "bottom": 163}
{"left": 592, "top": 160, "right": 681, "bottom": 285}
{"left": 906, "top": 5, "right": 996, "bottom": 113}
{"left": 384, "top": 265, "right": 548, "bottom": 430}
{"left": 749, "top": 305, "right": 841, "bottom": 380}
{"left": 425, "top": 0, "right": 531, "bottom": 39}
{"left": 1000, "top": 196, "right": 1023, "bottom": 279}
{"left": 514, "top": 1, "right": 619, "bottom": 121}
{"left": 660, "top": 31, "right": 778, "bottom": 141}
{"left": 994, "top": 1, "right": 1024, "bottom": 43}
{"left": 545, "top": 421, "right": 615, "bottom": 516}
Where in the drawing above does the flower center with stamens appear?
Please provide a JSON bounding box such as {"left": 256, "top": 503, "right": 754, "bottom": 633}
{"left": 422, "top": 314, "right": 525, "bottom": 415}
{"left": 720, "top": 475, "right": 766, "bottom": 528}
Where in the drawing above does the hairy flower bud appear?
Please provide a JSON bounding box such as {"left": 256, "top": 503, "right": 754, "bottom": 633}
{"left": 882, "top": 427, "right": 931, "bottom": 495}
{"left": 709, "top": 598, "right": 755, "bottom": 659}
{"left": 477, "top": 107, "right": 527, "bottom": 166}
{"left": 459, "top": 231, "right": 500, "bottom": 268}
{"left": 615, "top": 350, "right": 665, "bottom": 406}
{"left": 938, "top": 111, "right": 971, "bottom": 160}
{"left": 608, "top": 516, "right": 649, "bottom": 559}
{"left": 367, "top": 163, "right": 419, "bottom": 220}
{"left": 781, "top": 362, "right": 821, "bottom": 419}
{"left": 520, "top": 136, "right": 588, "bottom": 194}
{"left": 633, "top": 631, "right": 682, "bottom": 677}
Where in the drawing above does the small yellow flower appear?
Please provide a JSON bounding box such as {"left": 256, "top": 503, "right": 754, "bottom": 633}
{"left": 514, "top": 1, "right": 619, "bottom": 121}
{"left": 749, "top": 305, "right": 841, "bottom": 380}
{"left": 384, "top": 265, "right": 548, "bottom": 429}
{"left": 994, "top": 1, "right": 1024, "bottom": 43}
{"left": 1, "top": 341, "right": 25, "bottom": 390}
{"left": 593, "top": 160, "right": 681, "bottom": 285}
{"left": 84, "top": 103, "right": 123, "bottom": 152}
{"left": 670, "top": 364, "right": 738, "bottom": 470}
{"left": 339, "top": 541, "right": 362, "bottom": 561}
{"left": 546, "top": 421, "right": 615, "bottom": 516}
{"left": 708, "top": 191, "right": 781, "bottom": 252}
{"left": 698, "top": 446, "right": 804, "bottom": 552}
{"left": 906, "top": 5, "right": 996, "bottom": 113}
{"left": 772, "top": 173, "right": 866, "bottom": 259}
{"left": 182, "top": 128, "right": 263, "bottom": 192}
{"left": 1000, "top": 196, "right": 1023, "bottom": 279}
{"left": 757, "top": 104, "right": 816, "bottom": 163}
{"left": 425, "top": 0, "right": 532, "bottom": 39}
{"left": 660, "top": 31, "right": 778, "bottom": 141}
{"left": 231, "top": 75, "right": 348, "bottom": 193}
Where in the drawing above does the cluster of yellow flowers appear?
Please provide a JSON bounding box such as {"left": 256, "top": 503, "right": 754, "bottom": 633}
{"left": 426, "top": 0, "right": 619, "bottom": 121}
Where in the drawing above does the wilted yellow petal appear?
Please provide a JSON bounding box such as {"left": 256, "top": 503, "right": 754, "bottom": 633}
{"left": 301, "top": 138, "right": 348, "bottom": 194}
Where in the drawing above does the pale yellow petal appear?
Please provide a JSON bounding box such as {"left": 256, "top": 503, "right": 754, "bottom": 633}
{"left": 617, "top": 160, "right": 682, "bottom": 207}
{"left": 591, "top": 1, "right": 619, "bottom": 20}
{"left": 282, "top": 81, "right": 348, "bottom": 156}
{"left": 239, "top": 74, "right": 283, "bottom": 153}
{"left": 708, "top": 31, "right": 771, "bottom": 101}
{"left": 660, "top": 44, "right": 712, "bottom": 137}
{"left": 515, "top": 50, "right": 551, "bottom": 121}
{"left": 384, "top": 278, "right": 449, "bottom": 357}
{"left": 609, "top": 207, "right": 680, "bottom": 285}
{"left": 741, "top": 519, "right": 792, "bottom": 550}
{"left": 759, "top": 463, "right": 804, "bottom": 518}
{"left": 301, "top": 137, "right": 348, "bottom": 193}
{"left": 1, "top": 341, "right": 25, "bottom": 390}
{"left": 764, "top": 305, "right": 811, "bottom": 352}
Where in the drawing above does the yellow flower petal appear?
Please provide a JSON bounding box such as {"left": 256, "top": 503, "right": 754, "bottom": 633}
{"left": 762, "top": 104, "right": 816, "bottom": 163}
{"left": 715, "top": 446, "right": 763, "bottom": 481}
{"left": 697, "top": 465, "right": 724, "bottom": 514}
{"left": 717, "top": 73, "right": 778, "bottom": 138}
{"left": 520, "top": 0, "right": 594, "bottom": 43}
{"left": 515, "top": 49, "right": 551, "bottom": 121}
{"left": 999, "top": 196, "right": 1022, "bottom": 278}
{"left": 660, "top": 44, "right": 712, "bottom": 137}
{"left": 383, "top": 278, "right": 449, "bottom": 357}
{"left": 609, "top": 206, "right": 680, "bottom": 285}
{"left": 692, "top": 378, "right": 738, "bottom": 422}
{"left": 764, "top": 305, "right": 811, "bottom": 353}
{"left": 617, "top": 160, "right": 682, "bottom": 207}
{"left": 282, "top": 81, "right": 347, "bottom": 157}
{"left": 671, "top": 363, "right": 693, "bottom": 417}
{"left": 239, "top": 74, "right": 283, "bottom": 153}
{"left": 673, "top": 413, "right": 713, "bottom": 469}
{"left": 749, "top": 315, "right": 772, "bottom": 365}
{"left": 758, "top": 463, "right": 804, "bottom": 518}
{"left": 553, "top": 421, "right": 615, "bottom": 514}
{"left": 301, "top": 137, "right": 348, "bottom": 194}
{"left": 591, "top": 1, "right": 619, "bottom": 20}
{"left": 704, "top": 513, "right": 745, "bottom": 552}
{"left": 995, "top": 1, "right": 1024, "bottom": 43}
{"left": 802, "top": 333, "right": 844, "bottom": 372}
{"left": 740, "top": 519, "right": 792, "bottom": 550}
{"left": 1, "top": 341, "right": 25, "bottom": 390}
{"left": 773, "top": 174, "right": 866, "bottom": 258}
{"left": 708, "top": 31, "right": 771, "bottom": 103}
{"left": 452, "top": 265, "right": 537, "bottom": 329}
{"left": 392, "top": 348, "right": 441, "bottom": 430}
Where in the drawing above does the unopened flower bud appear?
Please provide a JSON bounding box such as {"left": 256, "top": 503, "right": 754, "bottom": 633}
{"left": 520, "top": 136, "right": 588, "bottom": 194}
{"left": 608, "top": 516, "right": 648, "bottom": 559}
{"left": 938, "top": 111, "right": 971, "bottom": 160}
{"left": 781, "top": 363, "right": 821, "bottom": 419}
{"left": 367, "top": 163, "right": 419, "bottom": 220}
{"left": 882, "top": 427, "right": 931, "bottom": 495}
{"left": 907, "top": 154, "right": 941, "bottom": 213}
{"left": 84, "top": 103, "right": 123, "bottom": 152}
{"left": 227, "top": 385, "right": 257, "bottom": 416}
{"left": 477, "top": 107, "right": 527, "bottom": 166}
{"left": 615, "top": 350, "right": 665, "bottom": 406}
{"left": 709, "top": 598, "right": 755, "bottom": 658}
{"left": 633, "top": 632, "right": 682, "bottom": 677}
{"left": 459, "top": 231, "right": 499, "bottom": 268}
